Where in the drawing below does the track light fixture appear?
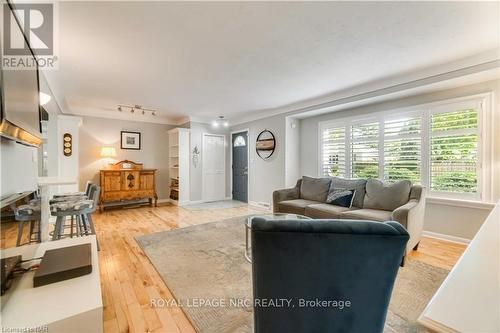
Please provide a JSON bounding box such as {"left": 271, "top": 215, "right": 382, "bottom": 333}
{"left": 116, "top": 104, "right": 158, "bottom": 116}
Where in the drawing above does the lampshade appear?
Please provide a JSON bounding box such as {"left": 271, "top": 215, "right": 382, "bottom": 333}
{"left": 100, "top": 146, "right": 116, "bottom": 158}
{"left": 39, "top": 92, "right": 51, "bottom": 106}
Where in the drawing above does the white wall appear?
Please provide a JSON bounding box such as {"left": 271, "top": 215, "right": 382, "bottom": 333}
{"left": 299, "top": 80, "right": 500, "bottom": 239}
{"left": 230, "top": 114, "right": 287, "bottom": 206}
{"left": 57, "top": 115, "right": 82, "bottom": 193}
{"left": 424, "top": 202, "right": 493, "bottom": 239}
{"left": 285, "top": 117, "right": 301, "bottom": 187}
{"left": 0, "top": 139, "right": 38, "bottom": 197}
{"left": 78, "top": 116, "right": 175, "bottom": 199}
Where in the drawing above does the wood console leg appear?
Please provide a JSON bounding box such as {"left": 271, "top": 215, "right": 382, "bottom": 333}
{"left": 413, "top": 242, "right": 420, "bottom": 251}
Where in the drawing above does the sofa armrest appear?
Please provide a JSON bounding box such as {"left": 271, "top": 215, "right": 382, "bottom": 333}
{"left": 391, "top": 200, "right": 418, "bottom": 228}
{"left": 273, "top": 182, "right": 300, "bottom": 213}
{"left": 391, "top": 187, "right": 427, "bottom": 253}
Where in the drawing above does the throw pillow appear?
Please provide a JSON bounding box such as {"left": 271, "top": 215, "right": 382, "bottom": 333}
{"left": 330, "top": 177, "right": 367, "bottom": 208}
{"left": 300, "top": 176, "right": 332, "bottom": 202}
{"left": 326, "top": 188, "right": 355, "bottom": 208}
{"left": 363, "top": 179, "right": 412, "bottom": 211}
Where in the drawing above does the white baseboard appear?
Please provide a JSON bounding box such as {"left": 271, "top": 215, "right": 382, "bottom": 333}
{"left": 157, "top": 198, "right": 171, "bottom": 204}
{"left": 188, "top": 200, "right": 205, "bottom": 205}
{"left": 422, "top": 231, "right": 471, "bottom": 245}
{"left": 188, "top": 197, "right": 233, "bottom": 205}
{"left": 248, "top": 201, "right": 271, "bottom": 209}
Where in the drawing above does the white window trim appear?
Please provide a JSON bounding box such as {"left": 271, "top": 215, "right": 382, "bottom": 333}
{"left": 318, "top": 93, "right": 493, "bottom": 203}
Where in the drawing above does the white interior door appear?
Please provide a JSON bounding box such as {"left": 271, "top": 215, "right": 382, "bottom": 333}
{"left": 202, "top": 134, "right": 226, "bottom": 202}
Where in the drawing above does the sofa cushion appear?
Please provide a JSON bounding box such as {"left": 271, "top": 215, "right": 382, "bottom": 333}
{"left": 305, "top": 204, "right": 355, "bottom": 219}
{"left": 277, "top": 199, "right": 320, "bottom": 215}
{"left": 300, "top": 176, "right": 331, "bottom": 202}
{"left": 326, "top": 188, "right": 355, "bottom": 208}
{"left": 341, "top": 208, "right": 392, "bottom": 222}
{"left": 363, "top": 179, "right": 412, "bottom": 211}
{"left": 330, "top": 177, "right": 367, "bottom": 208}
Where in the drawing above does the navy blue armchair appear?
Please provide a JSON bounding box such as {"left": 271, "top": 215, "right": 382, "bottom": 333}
{"left": 251, "top": 218, "right": 409, "bottom": 333}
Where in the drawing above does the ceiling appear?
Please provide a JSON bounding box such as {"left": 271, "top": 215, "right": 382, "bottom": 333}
{"left": 43, "top": 1, "right": 500, "bottom": 124}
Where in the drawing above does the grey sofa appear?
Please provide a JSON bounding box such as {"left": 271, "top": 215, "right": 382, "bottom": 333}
{"left": 251, "top": 217, "right": 409, "bottom": 333}
{"left": 273, "top": 176, "right": 425, "bottom": 253}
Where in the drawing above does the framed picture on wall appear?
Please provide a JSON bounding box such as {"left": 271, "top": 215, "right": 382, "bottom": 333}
{"left": 121, "top": 131, "right": 141, "bottom": 150}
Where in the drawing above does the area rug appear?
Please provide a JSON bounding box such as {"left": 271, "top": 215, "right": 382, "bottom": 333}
{"left": 183, "top": 200, "right": 247, "bottom": 211}
{"left": 136, "top": 216, "right": 449, "bottom": 333}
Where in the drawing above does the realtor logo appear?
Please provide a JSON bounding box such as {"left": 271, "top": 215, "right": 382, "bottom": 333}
{"left": 2, "top": 2, "right": 58, "bottom": 70}
{"left": 3, "top": 3, "right": 53, "bottom": 56}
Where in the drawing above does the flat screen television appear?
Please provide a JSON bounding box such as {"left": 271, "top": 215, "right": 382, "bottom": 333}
{"left": 0, "top": 0, "right": 42, "bottom": 147}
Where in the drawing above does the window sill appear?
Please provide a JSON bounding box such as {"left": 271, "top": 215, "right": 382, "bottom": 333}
{"left": 425, "top": 197, "right": 495, "bottom": 210}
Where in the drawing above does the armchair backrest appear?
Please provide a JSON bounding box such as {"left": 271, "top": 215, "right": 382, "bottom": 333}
{"left": 251, "top": 218, "right": 409, "bottom": 333}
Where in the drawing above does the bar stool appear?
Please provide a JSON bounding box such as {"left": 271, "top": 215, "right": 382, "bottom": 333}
{"left": 14, "top": 202, "right": 41, "bottom": 246}
{"left": 50, "top": 198, "right": 94, "bottom": 240}
{"left": 49, "top": 181, "right": 93, "bottom": 237}
{"left": 78, "top": 185, "right": 100, "bottom": 250}
{"left": 52, "top": 181, "right": 93, "bottom": 200}
{"left": 50, "top": 185, "right": 100, "bottom": 247}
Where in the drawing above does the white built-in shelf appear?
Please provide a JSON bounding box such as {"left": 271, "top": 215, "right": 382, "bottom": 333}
{"left": 167, "top": 127, "right": 189, "bottom": 206}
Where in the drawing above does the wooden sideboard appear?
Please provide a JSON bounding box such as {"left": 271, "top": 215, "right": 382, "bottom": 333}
{"left": 99, "top": 160, "right": 158, "bottom": 212}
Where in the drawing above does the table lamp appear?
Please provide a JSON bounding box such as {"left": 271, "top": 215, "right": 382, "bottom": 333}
{"left": 100, "top": 146, "right": 116, "bottom": 165}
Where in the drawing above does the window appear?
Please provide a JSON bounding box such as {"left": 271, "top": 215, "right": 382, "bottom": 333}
{"left": 321, "top": 126, "right": 346, "bottom": 177}
{"left": 384, "top": 116, "right": 421, "bottom": 183}
{"left": 430, "top": 108, "right": 478, "bottom": 193}
{"left": 319, "top": 97, "right": 485, "bottom": 199}
{"left": 351, "top": 122, "right": 379, "bottom": 179}
{"left": 233, "top": 135, "right": 246, "bottom": 147}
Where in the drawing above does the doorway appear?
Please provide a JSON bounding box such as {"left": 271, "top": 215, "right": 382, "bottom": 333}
{"left": 231, "top": 131, "right": 248, "bottom": 203}
{"left": 202, "top": 133, "right": 226, "bottom": 202}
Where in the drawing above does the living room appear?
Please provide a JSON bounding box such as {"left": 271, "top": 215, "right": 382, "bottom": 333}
{"left": 1, "top": 1, "right": 499, "bottom": 333}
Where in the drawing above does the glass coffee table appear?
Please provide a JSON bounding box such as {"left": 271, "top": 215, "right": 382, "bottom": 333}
{"left": 245, "top": 213, "right": 311, "bottom": 263}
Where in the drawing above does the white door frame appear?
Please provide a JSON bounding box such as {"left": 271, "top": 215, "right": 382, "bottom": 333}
{"left": 229, "top": 129, "right": 250, "bottom": 202}
{"left": 202, "top": 133, "right": 227, "bottom": 202}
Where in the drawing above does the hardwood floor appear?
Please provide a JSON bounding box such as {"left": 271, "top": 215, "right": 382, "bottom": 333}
{"left": 0, "top": 204, "right": 467, "bottom": 332}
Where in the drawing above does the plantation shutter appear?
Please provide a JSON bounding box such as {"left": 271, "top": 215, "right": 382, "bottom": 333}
{"left": 321, "top": 126, "right": 346, "bottom": 177}
{"left": 351, "top": 122, "right": 379, "bottom": 179}
{"left": 384, "top": 116, "right": 422, "bottom": 183}
{"left": 430, "top": 108, "right": 479, "bottom": 193}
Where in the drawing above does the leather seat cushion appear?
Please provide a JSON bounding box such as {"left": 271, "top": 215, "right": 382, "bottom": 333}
{"left": 341, "top": 208, "right": 392, "bottom": 222}
{"left": 305, "top": 204, "right": 355, "bottom": 219}
{"left": 277, "top": 199, "right": 321, "bottom": 215}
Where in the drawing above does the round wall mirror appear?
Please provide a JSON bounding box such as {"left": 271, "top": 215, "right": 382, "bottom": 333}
{"left": 255, "top": 129, "right": 276, "bottom": 160}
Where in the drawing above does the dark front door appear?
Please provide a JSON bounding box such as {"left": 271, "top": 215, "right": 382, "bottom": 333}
{"left": 232, "top": 131, "right": 248, "bottom": 202}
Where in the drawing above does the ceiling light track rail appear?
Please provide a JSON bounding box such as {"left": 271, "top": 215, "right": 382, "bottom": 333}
{"left": 117, "top": 104, "right": 157, "bottom": 116}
